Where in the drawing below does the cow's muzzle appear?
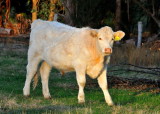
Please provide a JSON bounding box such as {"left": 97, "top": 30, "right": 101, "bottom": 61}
{"left": 104, "top": 48, "right": 112, "bottom": 54}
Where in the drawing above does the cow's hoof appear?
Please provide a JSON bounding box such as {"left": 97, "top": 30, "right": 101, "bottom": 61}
{"left": 108, "top": 102, "right": 114, "bottom": 106}
{"left": 78, "top": 100, "right": 85, "bottom": 104}
{"left": 44, "top": 96, "right": 52, "bottom": 99}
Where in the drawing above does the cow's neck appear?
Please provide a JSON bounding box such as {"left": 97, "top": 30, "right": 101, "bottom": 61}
{"left": 89, "top": 53, "right": 104, "bottom": 66}
{"left": 86, "top": 53, "right": 105, "bottom": 79}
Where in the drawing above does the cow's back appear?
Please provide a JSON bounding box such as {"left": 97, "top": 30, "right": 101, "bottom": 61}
{"left": 29, "top": 20, "right": 78, "bottom": 51}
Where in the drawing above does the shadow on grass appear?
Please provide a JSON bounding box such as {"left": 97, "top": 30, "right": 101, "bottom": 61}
{"left": 3, "top": 104, "right": 88, "bottom": 113}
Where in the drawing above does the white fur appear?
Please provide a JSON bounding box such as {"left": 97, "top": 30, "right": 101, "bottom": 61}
{"left": 23, "top": 19, "right": 123, "bottom": 106}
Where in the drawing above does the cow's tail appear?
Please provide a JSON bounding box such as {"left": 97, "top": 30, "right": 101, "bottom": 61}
{"left": 33, "top": 71, "right": 39, "bottom": 90}
{"left": 31, "top": 19, "right": 45, "bottom": 30}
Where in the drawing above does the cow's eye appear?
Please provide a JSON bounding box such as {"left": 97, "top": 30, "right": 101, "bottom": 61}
{"left": 99, "top": 38, "right": 102, "bottom": 40}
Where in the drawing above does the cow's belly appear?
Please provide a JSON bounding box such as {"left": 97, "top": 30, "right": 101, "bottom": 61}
{"left": 43, "top": 47, "right": 75, "bottom": 72}
{"left": 51, "top": 61, "right": 74, "bottom": 72}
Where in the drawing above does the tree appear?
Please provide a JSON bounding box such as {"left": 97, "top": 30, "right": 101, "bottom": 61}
{"left": 32, "top": 0, "right": 39, "bottom": 22}
{"left": 61, "top": 0, "right": 75, "bottom": 26}
{"left": 48, "top": 0, "right": 57, "bottom": 21}
{"left": 133, "top": 0, "right": 160, "bottom": 29}
{"left": 5, "top": 0, "right": 10, "bottom": 23}
{"left": 115, "top": 0, "right": 121, "bottom": 30}
{"left": 0, "top": 0, "right": 4, "bottom": 27}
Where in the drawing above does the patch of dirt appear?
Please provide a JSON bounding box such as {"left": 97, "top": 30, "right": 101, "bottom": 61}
{"left": 84, "top": 76, "right": 160, "bottom": 93}
{"left": 108, "top": 76, "right": 160, "bottom": 93}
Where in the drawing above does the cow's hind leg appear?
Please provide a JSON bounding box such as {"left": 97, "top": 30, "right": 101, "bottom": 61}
{"left": 40, "top": 61, "right": 52, "bottom": 99}
{"left": 75, "top": 66, "right": 86, "bottom": 103}
{"left": 23, "top": 52, "right": 41, "bottom": 97}
{"left": 97, "top": 68, "right": 114, "bottom": 106}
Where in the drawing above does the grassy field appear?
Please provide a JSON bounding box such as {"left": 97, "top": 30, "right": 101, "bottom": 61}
{"left": 0, "top": 51, "right": 160, "bottom": 114}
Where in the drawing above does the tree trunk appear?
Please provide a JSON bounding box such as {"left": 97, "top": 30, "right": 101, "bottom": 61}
{"left": 115, "top": 0, "right": 121, "bottom": 30}
{"left": 5, "top": 0, "right": 10, "bottom": 23}
{"left": 0, "top": 15, "right": 2, "bottom": 27}
{"left": 32, "top": 0, "right": 39, "bottom": 22}
{"left": 48, "top": 0, "right": 58, "bottom": 21}
{"left": 62, "top": 0, "right": 75, "bottom": 26}
{"left": 127, "top": 0, "right": 130, "bottom": 21}
{"left": 0, "top": 0, "right": 4, "bottom": 27}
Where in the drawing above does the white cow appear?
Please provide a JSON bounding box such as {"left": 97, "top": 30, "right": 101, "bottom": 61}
{"left": 23, "top": 19, "right": 125, "bottom": 106}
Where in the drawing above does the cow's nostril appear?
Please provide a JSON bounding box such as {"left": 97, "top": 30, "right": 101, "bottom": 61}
{"left": 104, "top": 48, "right": 112, "bottom": 54}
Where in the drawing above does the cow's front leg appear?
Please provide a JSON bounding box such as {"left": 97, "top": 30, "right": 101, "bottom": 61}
{"left": 75, "top": 68, "right": 86, "bottom": 103}
{"left": 97, "top": 68, "right": 114, "bottom": 106}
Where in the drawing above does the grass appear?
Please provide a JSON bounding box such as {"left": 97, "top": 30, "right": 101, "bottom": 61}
{"left": 0, "top": 50, "right": 160, "bottom": 114}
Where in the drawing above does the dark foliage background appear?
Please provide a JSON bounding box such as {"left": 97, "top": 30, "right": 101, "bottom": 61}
{"left": 0, "top": 0, "right": 160, "bottom": 38}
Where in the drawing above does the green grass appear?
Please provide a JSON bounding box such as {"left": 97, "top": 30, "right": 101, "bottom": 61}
{"left": 0, "top": 51, "right": 160, "bottom": 114}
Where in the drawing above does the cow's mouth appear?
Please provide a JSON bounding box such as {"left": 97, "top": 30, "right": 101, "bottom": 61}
{"left": 104, "top": 52, "right": 112, "bottom": 56}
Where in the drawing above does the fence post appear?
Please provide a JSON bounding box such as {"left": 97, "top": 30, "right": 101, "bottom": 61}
{"left": 54, "top": 13, "right": 58, "bottom": 21}
{"left": 137, "top": 21, "right": 142, "bottom": 48}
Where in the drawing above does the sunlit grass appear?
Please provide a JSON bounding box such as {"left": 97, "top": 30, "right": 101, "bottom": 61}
{"left": 111, "top": 44, "right": 160, "bottom": 67}
{"left": 0, "top": 51, "right": 160, "bottom": 113}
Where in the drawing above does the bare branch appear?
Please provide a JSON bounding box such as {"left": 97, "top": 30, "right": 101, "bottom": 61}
{"left": 132, "top": 0, "right": 160, "bottom": 28}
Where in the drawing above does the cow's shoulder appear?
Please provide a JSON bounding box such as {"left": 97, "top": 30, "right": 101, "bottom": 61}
{"left": 31, "top": 19, "right": 48, "bottom": 30}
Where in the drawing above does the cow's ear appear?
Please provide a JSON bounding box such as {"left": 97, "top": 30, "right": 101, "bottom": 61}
{"left": 90, "top": 30, "right": 98, "bottom": 38}
{"left": 114, "top": 31, "right": 125, "bottom": 41}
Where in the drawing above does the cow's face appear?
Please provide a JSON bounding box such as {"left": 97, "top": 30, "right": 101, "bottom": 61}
{"left": 97, "top": 26, "right": 125, "bottom": 55}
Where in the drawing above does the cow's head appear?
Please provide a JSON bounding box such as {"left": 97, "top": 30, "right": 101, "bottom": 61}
{"left": 95, "top": 26, "right": 125, "bottom": 55}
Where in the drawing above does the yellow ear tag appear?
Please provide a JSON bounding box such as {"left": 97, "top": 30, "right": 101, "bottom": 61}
{"left": 114, "top": 36, "right": 121, "bottom": 41}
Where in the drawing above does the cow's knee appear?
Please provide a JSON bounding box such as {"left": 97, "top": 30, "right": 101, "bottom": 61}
{"left": 99, "top": 83, "right": 108, "bottom": 90}
{"left": 98, "top": 79, "right": 107, "bottom": 90}
{"left": 78, "top": 81, "right": 85, "bottom": 87}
